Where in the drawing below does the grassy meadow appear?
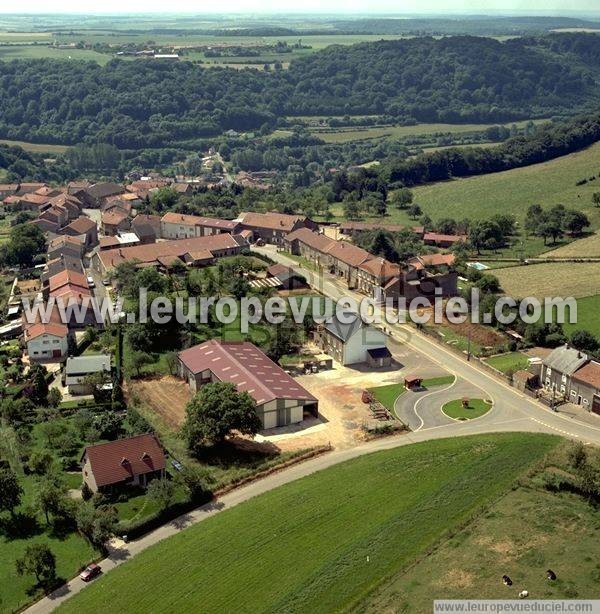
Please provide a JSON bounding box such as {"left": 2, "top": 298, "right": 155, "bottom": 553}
{"left": 0, "top": 138, "right": 70, "bottom": 154}
{"left": 57, "top": 433, "right": 558, "bottom": 614}
{"left": 484, "top": 352, "right": 529, "bottom": 374}
{"left": 494, "top": 262, "right": 600, "bottom": 299}
{"left": 365, "top": 453, "right": 600, "bottom": 610}
{"left": 564, "top": 294, "right": 600, "bottom": 338}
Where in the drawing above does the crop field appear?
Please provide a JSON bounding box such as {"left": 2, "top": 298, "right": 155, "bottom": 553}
{"left": 0, "top": 45, "right": 111, "bottom": 63}
{"left": 365, "top": 454, "right": 600, "bottom": 610}
{"left": 0, "top": 138, "right": 70, "bottom": 154}
{"left": 57, "top": 433, "right": 558, "bottom": 614}
{"left": 494, "top": 262, "right": 600, "bottom": 299}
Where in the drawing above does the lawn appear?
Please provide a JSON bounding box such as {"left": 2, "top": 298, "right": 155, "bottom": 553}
{"left": 0, "top": 475, "right": 99, "bottom": 613}
{"left": 494, "top": 262, "right": 600, "bottom": 299}
{"left": 442, "top": 398, "right": 493, "bottom": 420}
{"left": 366, "top": 450, "right": 600, "bottom": 610}
{"left": 484, "top": 351, "right": 529, "bottom": 374}
{"left": 367, "top": 375, "right": 454, "bottom": 413}
{"left": 563, "top": 294, "right": 600, "bottom": 337}
{"left": 57, "top": 433, "right": 559, "bottom": 614}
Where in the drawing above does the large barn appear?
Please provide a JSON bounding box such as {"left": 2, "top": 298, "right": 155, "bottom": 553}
{"left": 177, "top": 339, "right": 318, "bottom": 429}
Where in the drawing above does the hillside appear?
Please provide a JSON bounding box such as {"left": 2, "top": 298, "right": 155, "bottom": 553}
{"left": 0, "top": 34, "right": 599, "bottom": 148}
{"left": 57, "top": 434, "right": 557, "bottom": 613}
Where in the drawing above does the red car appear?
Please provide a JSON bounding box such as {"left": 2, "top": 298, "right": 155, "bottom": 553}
{"left": 80, "top": 563, "right": 101, "bottom": 582}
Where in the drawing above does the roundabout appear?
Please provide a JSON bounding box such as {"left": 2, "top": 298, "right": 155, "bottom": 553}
{"left": 442, "top": 398, "right": 493, "bottom": 421}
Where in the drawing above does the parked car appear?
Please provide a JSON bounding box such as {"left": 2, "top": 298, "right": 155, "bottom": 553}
{"left": 102, "top": 278, "right": 111, "bottom": 286}
{"left": 86, "top": 275, "right": 95, "bottom": 288}
{"left": 80, "top": 563, "right": 101, "bottom": 582}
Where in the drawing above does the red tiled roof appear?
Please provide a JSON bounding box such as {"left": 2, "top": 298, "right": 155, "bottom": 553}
{"left": 83, "top": 434, "right": 166, "bottom": 488}
{"left": 21, "top": 193, "right": 50, "bottom": 205}
{"left": 24, "top": 321, "right": 68, "bottom": 341}
{"left": 161, "top": 212, "right": 239, "bottom": 230}
{"left": 48, "top": 270, "right": 89, "bottom": 293}
{"left": 98, "top": 233, "right": 242, "bottom": 269}
{"left": 178, "top": 340, "right": 316, "bottom": 405}
{"left": 102, "top": 209, "right": 129, "bottom": 225}
{"left": 358, "top": 257, "right": 402, "bottom": 280}
{"left": 572, "top": 361, "right": 600, "bottom": 390}
{"left": 65, "top": 216, "right": 97, "bottom": 234}
{"left": 423, "top": 232, "right": 467, "bottom": 244}
{"left": 327, "top": 241, "right": 372, "bottom": 267}
{"left": 239, "top": 211, "right": 305, "bottom": 232}
{"left": 285, "top": 227, "right": 335, "bottom": 252}
{"left": 410, "top": 254, "right": 456, "bottom": 269}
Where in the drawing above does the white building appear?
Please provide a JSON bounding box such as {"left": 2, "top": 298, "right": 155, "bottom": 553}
{"left": 24, "top": 322, "right": 69, "bottom": 362}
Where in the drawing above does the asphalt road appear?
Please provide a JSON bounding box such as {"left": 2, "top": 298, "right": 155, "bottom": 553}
{"left": 253, "top": 245, "right": 600, "bottom": 446}
{"left": 25, "top": 245, "right": 600, "bottom": 613}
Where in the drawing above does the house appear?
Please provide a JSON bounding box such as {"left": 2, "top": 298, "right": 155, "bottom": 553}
{"left": 65, "top": 354, "right": 111, "bottom": 395}
{"left": 284, "top": 228, "right": 373, "bottom": 288}
{"left": 48, "top": 193, "right": 82, "bottom": 221}
{"left": 47, "top": 235, "right": 85, "bottom": 261}
{"left": 30, "top": 218, "right": 59, "bottom": 234}
{"left": 171, "top": 182, "right": 196, "bottom": 197}
{"left": 512, "top": 369, "right": 539, "bottom": 392}
{"left": 131, "top": 214, "right": 161, "bottom": 244}
{"left": 24, "top": 321, "right": 69, "bottom": 362}
{"left": 92, "top": 233, "right": 247, "bottom": 276}
{"left": 356, "top": 257, "right": 401, "bottom": 302}
{"left": 423, "top": 232, "right": 467, "bottom": 248}
{"left": 45, "top": 269, "right": 89, "bottom": 299}
{"left": 237, "top": 211, "right": 317, "bottom": 246}
{"left": 265, "top": 263, "right": 307, "bottom": 290}
{"left": 39, "top": 204, "right": 69, "bottom": 228}
{"left": 81, "top": 182, "right": 125, "bottom": 208}
{"left": 315, "top": 312, "right": 390, "bottom": 366}
{"left": 15, "top": 182, "right": 47, "bottom": 196}
{"left": 338, "top": 222, "right": 424, "bottom": 239}
{"left": 101, "top": 209, "right": 131, "bottom": 236}
{"left": 569, "top": 361, "right": 600, "bottom": 414}
{"left": 63, "top": 216, "right": 99, "bottom": 248}
{"left": 0, "top": 184, "right": 19, "bottom": 199}
{"left": 42, "top": 255, "right": 85, "bottom": 285}
{"left": 161, "top": 212, "right": 241, "bottom": 239}
{"left": 541, "top": 344, "right": 589, "bottom": 397}
{"left": 177, "top": 339, "right": 318, "bottom": 428}
{"left": 19, "top": 192, "right": 51, "bottom": 212}
{"left": 99, "top": 233, "right": 140, "bottom": 251}
{"left": 81, "top": 434, "right": 166, "bottom": 493}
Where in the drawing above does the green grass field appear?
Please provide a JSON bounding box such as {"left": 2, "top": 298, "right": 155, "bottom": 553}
{"left": 329, "top": 141, "right": 600, "bottom": 258}
{"left": 366, "top": 470, "right": 600, "bottom": 610}
{"left": 57, "top": 433, "right": 558, "bottom": 614}
{"left": 0, "top": 138, "right": 70, "bottom": 154}
{"left": 564, "top": 294, "right": 600, "bottom": 337}
{"left": 368, "top": 375, "right": 454, "bottom": 413}
{"left": 484, "top": 352, "right": 529, "bottom": 374}
{"left": 442, "top": 398, "right": 493, "bottom": 420}
{"left": 0, "top": 45, "right": 111, "bottom": 63}
{"left": 0, "top": 475, "right": 98, "bottom": 613}
{"left": 304, "top": 119, "right": 546, "bottom": 144}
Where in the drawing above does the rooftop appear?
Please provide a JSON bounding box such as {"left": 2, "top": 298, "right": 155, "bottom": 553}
{"left": 66, "top": 354, "right": 111, "bottom": 375}
{"left": 83, "top": 434, "right": 165, "bottom": 488}
{"left": 543, "top": 344, "right": 588, "bottom": 375}
{"left": 178, "top": 339, "right": 316, "bottom": 405}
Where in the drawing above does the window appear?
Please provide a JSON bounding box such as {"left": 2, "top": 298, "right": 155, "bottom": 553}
{"left": 583, "top": 398, "right": 589, "bottom": 405}
{"left": 560, "top": 385, "right": 565, "bottom": 393}
{"left": 561, "top": 374, "right": 567, "bottom": 384}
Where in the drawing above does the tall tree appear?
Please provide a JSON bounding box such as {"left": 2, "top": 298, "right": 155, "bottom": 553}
{"left": 0, "top": 467, "right": 23, "bottom": 518}
{"left": 183, "top": 382, "right": 261, "bottom": 451}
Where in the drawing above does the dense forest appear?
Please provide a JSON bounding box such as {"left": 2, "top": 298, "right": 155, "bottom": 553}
{"left": 0, "top": 34, "right": 599, "bottom": 149}
{"left": 377, "top": 111, "right": 600, "bottom": 186}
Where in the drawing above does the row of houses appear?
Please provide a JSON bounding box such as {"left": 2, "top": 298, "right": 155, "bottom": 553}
{"left": 542, "top": 344, "right": 600, "bottom": 414}
{"left": 283, "top": 228, "right": 458, "bottom": 304}
{"left": 337, "top": 221, "right": 467, "bottom": 248}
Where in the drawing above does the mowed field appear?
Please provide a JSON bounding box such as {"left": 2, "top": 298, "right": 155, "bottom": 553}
{"left": 409, "top": 141, "right": 600, "bottom": 224}
{"left": 365, "top": 476, "right": 600, "bottom": 611}
{"left": 57, "top": 434, "right": 558, "bottom": 614}
{"left": 0, "top": 45, "right": 111, "bottom": 63}
{"left": 304, "top": 119, "right": 547, "bottom": 143}
{"left": 0, "top": 138, "right": 70, "bottom": 154}
{"left": 542, "top": 231, "right": 600, "bottom": 258}
{"left": 494, "top": 262, "right": 600, "bottom": 299}
{"left": 562, "top": 294, "right": 600, "bottom": 337}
